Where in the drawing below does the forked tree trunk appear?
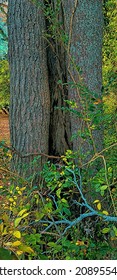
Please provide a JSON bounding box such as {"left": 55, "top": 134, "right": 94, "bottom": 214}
{"left": 8, "top": 0, "right": 104, "bottom": 180}
{"left": 8, "top": 0, "right": 50, "bottom": 178}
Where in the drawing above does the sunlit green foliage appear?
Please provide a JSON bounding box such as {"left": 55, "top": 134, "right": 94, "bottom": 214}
{"left": 102, "top": 0, "right": 117, "bottom": 165}
{"left": 0, "top": 59, "right": 10, "bottom": 109}
{"left": 103, "top": 0, "right": 117, "bottom": 90}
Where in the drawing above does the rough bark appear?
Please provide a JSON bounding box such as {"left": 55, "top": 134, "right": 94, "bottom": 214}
{"left": 8, "top": 0, "right": 104, "bottom": 180}
{"left": 8, "top": 0, "right": 50, "bottom": 178}
{"left": 62, "top": 0, "right": 104, "bottom": 161}
{"left": 47, "top": 44, "right": 71, "bottom": 156}
{"left": 46, "top": 0, "right": 71, "bottom": 156}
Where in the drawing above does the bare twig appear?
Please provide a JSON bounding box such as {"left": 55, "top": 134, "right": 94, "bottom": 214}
{"left": 68, "top": 0, "right": 78, "bottom": 55}
{"left": 0, "top": 143, "right": 61, "bottom": 159}
{"left": 82, "top": 142, "right": 117, "bottom": 168}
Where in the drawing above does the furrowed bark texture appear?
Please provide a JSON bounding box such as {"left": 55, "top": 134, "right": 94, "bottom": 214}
{"left": 8, "top": 0, "right": 50, "bottom": 177}
{"left": 46, "top": 1, "right": 71, "bottom": 156}
{"left": 8, "top": 0, "right": 104, "bottom": 180}
{"left": 62, "top": 0, "right": 103, "bottom": 159}
{"left": 47, "top": 44, "right": 71, "bottom": 156}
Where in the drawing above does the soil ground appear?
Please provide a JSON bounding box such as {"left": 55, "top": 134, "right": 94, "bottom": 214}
{"left": 0, "top": 112, "right": 10, "bottom": 143}
{"left": 0, "top": 112, "right": 10, "bottom": 186}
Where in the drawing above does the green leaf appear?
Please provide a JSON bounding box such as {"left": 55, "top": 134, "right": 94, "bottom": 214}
{"left": 63, "top": 207, "right": 71, "bottom": 216}
{"left": 113, "top": 226, "right": 117, "bottom": 236}
{"left": 14, "top": 217, "right": 22, "bottom": 227}
{"left": 57, "top": 80, "right": 63, "bottom": 85}
{"left": 14, "top": 213, "right": 29, "bottom": 227}
{"left": 56, "top": 188, "right": 61, "bottom": 198}
{"left": 100, "top": 185, "right": 108, "bottom": 191}
{"left": 102, "top": 228, "right": 110, "bottom": 234}
{"left": 47, "top": 242, "right": 56, "bottom": 247}
{"left": 0, "top": 248, "right": 18, "bottom": 260}
{"left": 101, "top": 190, "right": 104, "bottom": 196}
{"left": 35, "top": 212, "right": 44, "bottom": 221}
{"left": 19, "top": 245, "right": 34, "bottom": 254}
{"left": 61, "top": 198, "right": 68, "bottom": 204}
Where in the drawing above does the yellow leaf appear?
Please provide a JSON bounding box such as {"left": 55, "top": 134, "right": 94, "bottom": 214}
{"left": 111, "top": 237, "right": 117, "bottom": 241}
{"left": 76, "top": 240, "right": 84, "bottom": 246}
{"left": 97, "top": 202, "right": 101, "bottom": 210}
{"left": 20, "top": 187, "right": 26, "bottom": 191}
{"left": 11, "top": 241, "right": 22, "bottom": 247}
{"left": 4, "top": 242, "right": 12, "bottom": 246}
{"left": 84, "top": 118, "right": 90, "bottom": 122}
{"left": 9, "top": 230, "right": 13, "bottom": 234}
{"left": 61, "top": 156, "right": 68, "bottom": 163}
{"left": 18, "top": 209, "right": 27, "bottom": 217}
{"left": 0, "top": 186, "right": 3, "bottom": 189}
{"left": 9, "top": 198, "right": 14, "bottom": 202}
{"left": 6, "top": 152, "right": 12, "bottom": 158}
{"left": 18, "top": 191, "right": 22, "bottom": 195}
{"left": 0, "top": 223, "right": 3, "bottom": 233}
{"left": 13, "top": 196, "right": 17, "bottom": 200}
{"left": 93, "top": 200, "right": 99, "bottom": 204}
{"left": 16, "top": 250, "right": 23, "bottom": 256}
{"left": 2, "top": 213, "right": 9, "bottom": 223}
{"left": 102, "top": 210, "right": 109, "bottom": 215}
{"left": 13, "top": 201, "right": 16, "bottom": 206}
{"left": 13, "top": 230, "right": 21, "bottom": 239}
{"left": 22, "top": 213, "right": 29, "bottom": 218}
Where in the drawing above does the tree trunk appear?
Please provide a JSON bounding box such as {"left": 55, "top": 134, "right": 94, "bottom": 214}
{"left": 62, "top": 0, "right": 104, "bottom": 162}
{"left": 8, "top": 0, "right": 104, "bottom": 180}
{"left": 8, "top": 0, "right": 50, "bottom": 178}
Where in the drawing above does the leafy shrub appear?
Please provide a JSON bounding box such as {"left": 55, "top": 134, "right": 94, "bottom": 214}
{"left": 0, "top": 59, "right": 10, "bottom": 109}
{"left": 0, "top": 144, "right": 117, "bottom": 260}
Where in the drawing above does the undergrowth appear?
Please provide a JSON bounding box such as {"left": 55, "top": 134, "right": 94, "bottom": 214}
{"left": 0, "top": 142, "right": 117, "bottom": 260}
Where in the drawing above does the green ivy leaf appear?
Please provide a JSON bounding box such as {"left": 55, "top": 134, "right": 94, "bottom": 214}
{"left": 100, "top": 185, "right": 108, "bottom": 191}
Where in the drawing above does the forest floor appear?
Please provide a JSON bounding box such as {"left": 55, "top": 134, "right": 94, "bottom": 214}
{"left": 0, "top": 112, "right": 10, "bottom": 143}
{"left": 0, "top": 112, "right": 10, "bottom": 186}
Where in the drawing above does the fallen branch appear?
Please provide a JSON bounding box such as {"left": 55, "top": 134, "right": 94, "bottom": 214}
{"left": 26, "top": 168, "right": 117, "bottom": 237}
{"left": 0, "top": 143, "right": 61, "bottom": 160}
